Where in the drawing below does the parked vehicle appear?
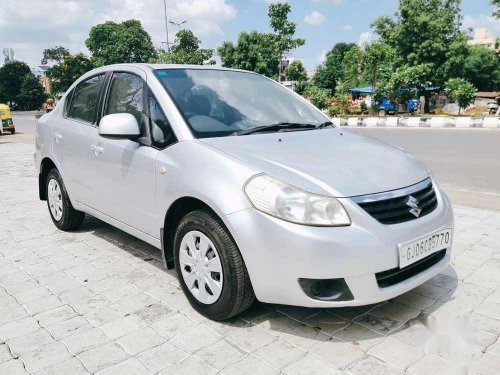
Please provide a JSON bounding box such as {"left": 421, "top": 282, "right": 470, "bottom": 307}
{"left": 34, "top": 64, "right": 454, "bottom": 320}
{"left": 375, "top": 98, "right": 420, "bottom": 116}
{"left": 0, "top": 104, "right": 15, "bottom": 134}
{"left": 487, "top": 101, "right": 498, "bottom": 115}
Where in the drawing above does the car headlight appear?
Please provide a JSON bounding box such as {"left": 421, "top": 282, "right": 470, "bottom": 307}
{"left": 244, "top": 174, "right": 351, "bottom": 226}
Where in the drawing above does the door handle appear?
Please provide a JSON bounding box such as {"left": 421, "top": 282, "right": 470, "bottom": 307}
{"left": 54, "top": 133, "right": 63, "bottom": 143}
{"left": 90, "top": 144, "right": 104, "bottom": 155}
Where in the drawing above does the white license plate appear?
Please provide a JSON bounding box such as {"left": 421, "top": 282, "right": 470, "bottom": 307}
{"left": 398, "top": 228, "right": 452, "bottom": 268}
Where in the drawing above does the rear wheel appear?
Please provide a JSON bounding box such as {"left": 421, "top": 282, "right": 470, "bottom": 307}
{"left": 10, "top": 128, "right": 15, "bottom": 134}
{"left": 174, "top": 210, "right": 254, "bottom": 320}
{"left": 46, "top": 168, "right": 85, "bottom": 231}
{"left": 378, "top": 109, "right": 386, "bottom": 117}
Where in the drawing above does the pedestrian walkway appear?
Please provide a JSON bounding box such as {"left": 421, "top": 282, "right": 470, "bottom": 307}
{"left": 1, "top": 142, "right": 499, "bottom": 374}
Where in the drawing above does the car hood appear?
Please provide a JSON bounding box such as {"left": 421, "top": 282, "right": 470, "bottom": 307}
{"left": 200, "top": 128, "right": 430, "bottom": 197}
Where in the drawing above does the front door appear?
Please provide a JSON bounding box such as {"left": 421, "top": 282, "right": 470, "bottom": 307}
{"left": 87, "top": 70, "right": 159, "bottom": 238}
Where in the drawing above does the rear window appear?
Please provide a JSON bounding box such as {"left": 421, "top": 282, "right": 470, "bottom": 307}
{"left": 67, "top": 74, "right": 105, "bottom": 123}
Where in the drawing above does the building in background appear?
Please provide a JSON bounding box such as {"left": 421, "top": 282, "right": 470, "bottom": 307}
{"left": 30, "top": 65, "right": 52, "bottom": 95}
{"left": 468, "top": 28, "right": 498, "bottom": 50}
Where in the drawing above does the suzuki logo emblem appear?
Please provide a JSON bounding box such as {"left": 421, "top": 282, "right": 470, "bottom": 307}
{"left": 406, "top": 196, "right": 422, "bottom": 217}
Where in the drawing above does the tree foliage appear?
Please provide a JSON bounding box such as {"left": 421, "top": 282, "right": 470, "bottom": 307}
{"left": 41, "top": 46, "right": 70, "bottom": 65}
{"left": 268, "top": 2, "right": 305, "bottom": 81}
{"left": 303, "top": 85, "right": 330, "bottom": 109}
{"left": 463, "top": 45, "right": 500, "bottom": 91}
{"left": 286, "top": 60, "right": 307, "bottom": 82}
{"left": 44, "top": 51, "right": 95, "bottom": 94}
{"left": 219, "top": 2, "right": 303, "bottom": 80}
{"left": 313, "top": 43, "right": 357, "bottom": 94}
{"left": 372, "top": 0, "right": 467, "bottom": 86}
{"left": 493, "top": 0, "right": 500, "bottom": 18}
{"left": 155, "top": 29, "right": 213, "bottom": 65}
{"left": 445, "top": 78, "right": 477, "bottom": 114}
{"left": 86, "top": 19, "right": 157, "bottom": 66}
{"left": 218, "top": 31, "right": 279, "bottom": 78}
{"left": 16, "top": 74, "right": 46, "bottom": 110}
{"left": 0, "top": 61, "right": 32, "bottom": 105}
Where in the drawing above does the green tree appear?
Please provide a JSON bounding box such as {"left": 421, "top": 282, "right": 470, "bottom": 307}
{"left": 303, "top": 85, "right": 330, "bottom": 109}
{"left": 268, "top": 2, "right": 305, "bottom": 81}
{"left": 16, "top": 74, "right": 46, "bottom": 110}
{"left": 154, "top": 29, "right": 213, "bottom": 65}
{"left": 41, "top": 46, "right": 70, "bottom": 65}
{"left": 0, "top": 61, "right": 32, "bottom": 106}
{"left": 372, "top": 0, "right": 467, "bottom": 86}
{"left": 286, "top": 60, "right": 307, "bottom": 81}
{"left": 361, "top": 41, "right": 396, "bottom": 89}
{"left": 493, "top": 0, "right": 500, "bottom": 18}
{"left": 313, "top": 42, "right": 357, "bottom": 94}
{"left": 86, "top": 19, "right": 157, "bottom": 66}
{"left": 218, "top": 31, "right": 279, "bottom": 78}
{"left": 342, "top": 45, "right": 367, "bottom": 89}
{"left": 445, "top": 78, "right": 477, "bottom": 114}
{"left": 44, "top": 51, "right": 94, "bottom": 94}
{"left": 463, "top": 45, "right": 500, "bottom": 91}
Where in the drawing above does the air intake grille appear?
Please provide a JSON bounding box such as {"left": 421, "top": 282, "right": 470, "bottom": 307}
{"left": 353, "top": 179, "right": 437, "bottom": 225}
{"left": 376, "top": 249, "right": 447, "bottom": 288}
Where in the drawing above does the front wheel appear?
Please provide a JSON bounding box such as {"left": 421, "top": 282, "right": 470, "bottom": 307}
{"left": 46, "top": 168, "right": 85, "bottom": 231}
{"left": 174, "top": 210, "right": 254, "bottom": 320}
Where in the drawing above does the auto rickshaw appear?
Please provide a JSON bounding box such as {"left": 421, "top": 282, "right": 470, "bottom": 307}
{"left": 0, "top": 104, "right": 15, "bottom": 135}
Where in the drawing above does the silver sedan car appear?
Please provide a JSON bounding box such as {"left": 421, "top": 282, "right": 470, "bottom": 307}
{"left": 34, "top": 64, "right": 454, "bottom": 320}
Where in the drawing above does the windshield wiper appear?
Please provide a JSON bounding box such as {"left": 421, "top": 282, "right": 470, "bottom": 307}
{"left": 316, "top": 121, "right": 334, "bottom": 129}
{"left": 234, "top": 122, "right": 318, "bottom": 136}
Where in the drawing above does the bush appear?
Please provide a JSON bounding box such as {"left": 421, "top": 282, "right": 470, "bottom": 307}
{"left": 328, "top": 105, "right": 340, "bottom": 117}
{"left": 303, "top": 85, "right": 331, "bottom": 110}
{"left": 444, "top": 78, "right": 477, "bottom": 115}
{"left": 360, "top": 101, "right": 369, "bottom": 114}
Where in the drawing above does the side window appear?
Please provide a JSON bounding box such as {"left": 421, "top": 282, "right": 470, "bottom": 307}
{"left": 149, "top": 94, "right": 177, "bottom": 148}
{"left": 105, "top": 72, "right": 143, "bottom": 123}
{"left": 67, "top": 74, "right": 105, "bottom": 123}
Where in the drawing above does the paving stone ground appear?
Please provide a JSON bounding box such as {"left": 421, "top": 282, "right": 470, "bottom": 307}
{"left": 1, "top": 140, "right": 500, "bottom": 374}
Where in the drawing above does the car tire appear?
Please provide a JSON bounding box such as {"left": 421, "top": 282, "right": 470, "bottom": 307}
{"left": 46, "top": 168, "right": 85, "bottom": 231}
{"left": 173, "top": 210, "right": 255, "bottom": 320}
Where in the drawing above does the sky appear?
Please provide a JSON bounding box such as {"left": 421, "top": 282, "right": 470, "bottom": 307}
{"left": 0, "top": 0, "right": 498, "bottom": 73}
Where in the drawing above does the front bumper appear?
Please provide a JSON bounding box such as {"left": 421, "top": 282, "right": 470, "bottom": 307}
{"left": 223, "top": 184, "right": 454, "bottom": 307}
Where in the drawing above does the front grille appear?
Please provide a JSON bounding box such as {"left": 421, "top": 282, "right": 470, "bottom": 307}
{"left": 353, "top": 179, "right": 437, "bottom": 225}
{"left": 375, "top": 249, "right": 447, "bottom": 288}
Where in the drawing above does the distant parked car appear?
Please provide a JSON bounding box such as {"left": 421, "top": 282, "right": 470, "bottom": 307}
{"left": 35, "top": 64, "right": 454, "bottom": 320}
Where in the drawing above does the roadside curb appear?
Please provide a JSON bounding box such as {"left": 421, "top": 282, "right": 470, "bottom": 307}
{"left": 333, "top": 116, "right": 500, "bottom": 129}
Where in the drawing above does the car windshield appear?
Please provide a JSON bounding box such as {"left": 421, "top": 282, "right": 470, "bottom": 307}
{"left": 155, "top": 69, "right": 329, "bottom": 138}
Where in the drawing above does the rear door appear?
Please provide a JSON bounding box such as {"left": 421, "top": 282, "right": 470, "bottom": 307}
{"left": 87, "top": 69, "right": 160, "bottom": 237}
{"left": 52, "top": 74, "right": 106, "bottom": 204}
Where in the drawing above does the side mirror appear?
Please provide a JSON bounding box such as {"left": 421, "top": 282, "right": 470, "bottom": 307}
{"left": 98, "top": 113, "right": 140, "bottom": 139}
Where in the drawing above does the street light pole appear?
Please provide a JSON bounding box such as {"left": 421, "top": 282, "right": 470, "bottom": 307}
{"left": 169, "top": 20, "right": 187, "bottom": 33}
{"left": 163, "top": 0, "right": 170, "bottom": 52}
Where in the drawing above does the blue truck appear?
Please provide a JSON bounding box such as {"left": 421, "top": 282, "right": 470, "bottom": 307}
{"left": 374, "top": 98, "right": 420, "bottom": 116}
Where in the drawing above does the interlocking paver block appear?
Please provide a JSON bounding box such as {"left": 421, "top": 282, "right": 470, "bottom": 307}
{"left": 1, "top": 141, "right": 500, "bottom": 375}
{"left": 78, "top": 341, "right": 129, "bottom": 373}
{"left": 116, "top": 327, "right": 166, "bottom": 355}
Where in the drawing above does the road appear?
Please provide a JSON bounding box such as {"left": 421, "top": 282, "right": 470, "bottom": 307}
{"left": 5, "top": 112, "right": 500, "bottom": 210}
{"left": 349, "top": 127, "right": 500, "bottom": 210}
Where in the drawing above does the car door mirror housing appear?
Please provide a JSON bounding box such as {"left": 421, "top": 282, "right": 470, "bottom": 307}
{"left": 98, "top": 113, "right": 140, "bottom": 139}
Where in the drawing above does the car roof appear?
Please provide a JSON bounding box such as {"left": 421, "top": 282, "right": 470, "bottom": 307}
{"left": 92, "top": 63, "right": 253, "bottom": 75}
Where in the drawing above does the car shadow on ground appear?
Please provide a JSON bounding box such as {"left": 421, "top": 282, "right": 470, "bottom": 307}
{"left": 76, "top": 214, "right": 459, "bottom": 349}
